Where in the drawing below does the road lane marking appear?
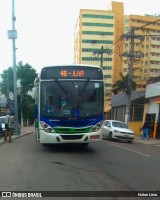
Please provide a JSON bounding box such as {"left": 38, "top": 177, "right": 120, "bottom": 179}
{"left": 110, "top": 143, "right": 151, "bottom": 157}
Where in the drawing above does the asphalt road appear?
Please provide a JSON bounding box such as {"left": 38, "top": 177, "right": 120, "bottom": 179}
{"left": 0, "top": 133, "right": 160, "bottom": 200}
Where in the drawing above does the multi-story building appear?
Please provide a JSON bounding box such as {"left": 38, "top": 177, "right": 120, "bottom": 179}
{"left": 123, "top": 14, "right": 160, "bottom": 91}
{"left": 74, "top": 2, "right": 124, "bottom": 113}
{"left": 74, "top": 1, "right": 160, "bottom": 114}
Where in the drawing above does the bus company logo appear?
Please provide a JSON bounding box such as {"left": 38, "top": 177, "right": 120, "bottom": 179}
{"left": 72, "top": 110, "right": 80, "bottom": 117}
{"left": 2, "top": 192, "right": 11, "bottom": 197}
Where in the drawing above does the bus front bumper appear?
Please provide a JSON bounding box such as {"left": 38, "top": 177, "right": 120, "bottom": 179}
{"left": 39, "top": 130, "right": 102, "bottom": 144}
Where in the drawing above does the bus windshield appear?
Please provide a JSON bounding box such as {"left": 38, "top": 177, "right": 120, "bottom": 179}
{"left": 41, "top": 81, "right": 103, "bottom": 119}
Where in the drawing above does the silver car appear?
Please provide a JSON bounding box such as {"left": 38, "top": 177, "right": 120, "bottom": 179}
{"left": 101, "top": 120, "right": 134, "bottom": 143}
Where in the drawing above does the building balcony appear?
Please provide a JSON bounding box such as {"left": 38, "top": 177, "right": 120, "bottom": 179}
{"left": 134, "top": 71, "right": 142, "bottom": 76}
{"left": 150, "top": 48, "right": 160, "bottom": 53}
{"left": 148, "top": 72, "right": 160, "bottom": 77}
{"left": 149, "top": 64, "right": 160, "bottom": 70}
{"left": 150, "top": 40, "right": 160, "bottom": 45}
{"left": 150, "top": 56, "right": 160, "bottom": 61}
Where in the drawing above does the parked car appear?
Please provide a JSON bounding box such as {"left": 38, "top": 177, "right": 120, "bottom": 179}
{"left": 101, "top": 120, "right": 134, "bottom": 143}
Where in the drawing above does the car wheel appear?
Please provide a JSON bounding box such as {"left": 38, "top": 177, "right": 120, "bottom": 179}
{"left": 128, "top": 140, "right": 133, "bottom": 143}
{"left": 108, "top": 132, "right": 112, "bottom": 141}
{"left": 82, "top": 143, "right": 89, "bottom": 148}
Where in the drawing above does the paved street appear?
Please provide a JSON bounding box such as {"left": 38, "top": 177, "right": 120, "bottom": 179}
{"left": 0, "top": 130, "right": 160, "bottom": 200}
{"left": 1, "top": 125, "right": 160, "bottom": 148}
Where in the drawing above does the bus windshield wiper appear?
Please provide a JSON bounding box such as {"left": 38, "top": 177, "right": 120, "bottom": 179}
{"left": 55, "top": 79, "right": 68, "bottom": 96}
{"left": 79, "top": 79, "right": 90, "bottom": 97}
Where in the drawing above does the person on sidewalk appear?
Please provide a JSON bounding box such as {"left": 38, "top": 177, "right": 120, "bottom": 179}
{"left": 4, "top": 112, "right": 15, "bottom": 143}
{"left": 142, "top": 119, "right": 150, "bottom": 140}
{"left": 149, "top": 119, "right": 154, "bottom": 138}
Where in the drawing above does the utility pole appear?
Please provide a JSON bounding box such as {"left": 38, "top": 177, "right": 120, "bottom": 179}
{"left": 121, "top": 29, "right": 144, "bottom": 124}
{"left": 93, "top": 45, "right": 112, "bottom": 68}
{"left": 93, "top": 45, "right": 104, "bottom": 68}
{"left": 100, "top": 46, "right": 104, "bottom": 69}
{"left": 8, "top": 0, "right": 19, "bottom": 135}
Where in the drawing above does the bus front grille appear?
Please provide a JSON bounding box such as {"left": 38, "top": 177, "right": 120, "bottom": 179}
{"left": 61, "top": 135, "right": 83, "bottom": 140}
{"left": 55, "top": 127, "right": 91, "bottom": 134}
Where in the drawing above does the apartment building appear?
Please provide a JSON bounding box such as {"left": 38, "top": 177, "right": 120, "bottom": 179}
{"left": 74, "top": 2, "right": 124, "bottom": 112}
{"left": 123, "top": 14, "right": 160, "bottom": 91}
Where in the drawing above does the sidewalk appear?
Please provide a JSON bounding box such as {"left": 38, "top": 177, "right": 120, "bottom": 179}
{"left": 134, "top": 135, "right": 160, "bottom": 148}
{"left": 0, "top": 126, "right": 34, "bottom": 145}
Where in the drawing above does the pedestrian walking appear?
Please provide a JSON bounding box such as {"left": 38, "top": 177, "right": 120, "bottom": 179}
{"left": 4, "top": 112, "right": 15, "bottom": 143}
{"left": 142, "top": 119, "right": 150, "bottom": 140}
{"left": 149, "top": 119, "right": 154, "bottom": 138}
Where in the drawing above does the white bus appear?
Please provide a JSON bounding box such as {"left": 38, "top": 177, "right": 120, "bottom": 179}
{"left": 34, "top": 64, "right": 104, "bottom": 146}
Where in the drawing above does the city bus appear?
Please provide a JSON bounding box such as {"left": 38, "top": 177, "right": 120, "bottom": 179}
{"left": 34, "top": 64, "right": 104, "bottom": 146}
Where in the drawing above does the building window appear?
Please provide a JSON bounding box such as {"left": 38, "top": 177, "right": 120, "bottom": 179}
{"left": 82, "top": 39, "right": 113, "bottom": 44}
{"left": 82, "top": 14, "right": 113, "bottom": 19}
{"left": 82, "top": 57, "right": 112, "bottom": 61}
{"left": 82, "top": 48, "right": 112, "bottom": 54}
{"left": 82, "top": 22, "right": 113, "bottom": 27}
{"left": 82, "top": 31, "right": 113, "bottom": 35}
{"left": 125, "top": 19, "right": 129, "bottom": 23}
{"left": 103, "top": 66, "right": 112, "bottom": 70}
{"left": 104, "top": 75, "right": 112, "bottom": 78}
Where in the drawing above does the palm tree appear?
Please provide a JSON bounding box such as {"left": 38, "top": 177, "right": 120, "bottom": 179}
{"left": 112, "top": 73, "right": 136, "bottom": 95}
{"left": 112, "top": 73, "right": 137, "bottom": 124}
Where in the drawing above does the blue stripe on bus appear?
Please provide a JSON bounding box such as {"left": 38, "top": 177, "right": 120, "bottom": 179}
{"left": 40, "top": 115, "right": 103, "bottom": 128}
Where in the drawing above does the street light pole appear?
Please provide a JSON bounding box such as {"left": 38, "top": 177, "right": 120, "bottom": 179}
{"left": 8, "top": 0, "right": 19, "bottom": 135}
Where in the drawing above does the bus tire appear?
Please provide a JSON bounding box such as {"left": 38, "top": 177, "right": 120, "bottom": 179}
{"left": 42, "top": 143, "right": 48, "bottom": 147}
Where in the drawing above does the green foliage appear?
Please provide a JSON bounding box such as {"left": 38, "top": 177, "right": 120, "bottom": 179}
{"left": 0, "top": 61, "right": 38, "bottom": 124}
{"left": 112, "top": 73, "right": 136, "bottom": 95}
{"left": 0, "top": 67, "right": 14, "bottom": 98}
{"left": 22, "top": 94, "right": 34, "bottom": 122}
{"left": 17, "top": 61, "right": 38, "bottom": 94}
{"left": 0, "top": 61, "right": 38, "bottom": 96}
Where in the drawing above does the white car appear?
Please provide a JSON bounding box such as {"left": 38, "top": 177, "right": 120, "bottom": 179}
{"left": 101, "top": 120, "right": 134, "bottom": 143}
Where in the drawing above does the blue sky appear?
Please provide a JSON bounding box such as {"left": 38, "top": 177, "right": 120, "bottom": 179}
{"left": 0, "top": 0, "right": 159, "bottom": 73}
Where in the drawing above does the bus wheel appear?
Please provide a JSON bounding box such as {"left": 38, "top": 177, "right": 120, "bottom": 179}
{"left": 42, "top": 143, "right": 48, "bottom": 147}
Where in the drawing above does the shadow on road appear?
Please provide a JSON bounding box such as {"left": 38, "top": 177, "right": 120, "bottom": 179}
{"left": 41, "top": 143, "right": 97, "bottom": 154}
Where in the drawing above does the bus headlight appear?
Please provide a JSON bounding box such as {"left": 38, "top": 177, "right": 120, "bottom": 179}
{"left": 89, "top": 121, "right": 103, "bottom": 132}
{"left": 40, "top": 121, "right": 55, "bottom": 133}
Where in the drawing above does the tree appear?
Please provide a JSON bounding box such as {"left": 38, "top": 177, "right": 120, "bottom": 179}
{"left": 16, "top": 62, "right": 37, "bottom": 125}
{"left": 112, "top": 73, "right": 136, "bottom": 95}
{"left": 22, "top": 94, "right": 35, "bottom": 125}
{"left": 17, "top": 61, "right": 37, "bottom": 94}
{"left": 0, "top": 62, "right": 38, "bottom": 125}
{"left": 0, "top": 67, "right": 14, "bottom": 98}
{"left": 0, "top": 62, "right": 37, "bottom": 97}
{"left": 112, "top": 73, "right": 137, "bottom": 124}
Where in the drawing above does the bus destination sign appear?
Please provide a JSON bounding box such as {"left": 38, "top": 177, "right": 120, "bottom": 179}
{"left": 60, "top": 70, "right": 84, "bottom": 77}
{"left": 41, "top": 66, "right": 103, "bottom": 80}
